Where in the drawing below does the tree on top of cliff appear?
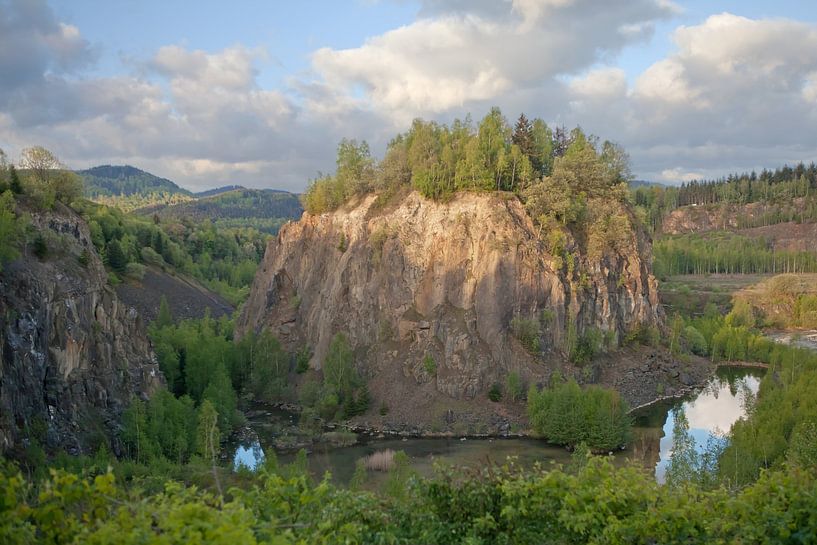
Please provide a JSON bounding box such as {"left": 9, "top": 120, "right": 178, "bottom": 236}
{"left": 301, "top": 108, "right": 627, "bottom": 222}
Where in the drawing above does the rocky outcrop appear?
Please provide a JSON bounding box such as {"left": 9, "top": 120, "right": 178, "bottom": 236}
{"left": 0, "top": 202, "right": 161, "bottom": 456}
{"left": 237, "top": 191, "right": 662, "bottom": 402}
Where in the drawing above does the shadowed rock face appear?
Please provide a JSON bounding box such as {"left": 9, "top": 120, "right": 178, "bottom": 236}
{"left": 0, "top": 202, "right": 161, "bottom": 456}
{"left": 237, "top": 192, "right": 662, "bottom": 400}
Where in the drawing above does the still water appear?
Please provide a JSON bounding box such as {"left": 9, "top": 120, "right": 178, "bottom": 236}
{"left": 232, "top": 366, "right": 763, "bottom": 484}
{"left": 631, "top": 366, "right": 762, "bottom": 482}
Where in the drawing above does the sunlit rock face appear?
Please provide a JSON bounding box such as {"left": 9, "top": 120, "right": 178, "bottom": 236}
{"left": 0, "top": 203, "right": 162, "bottom": 456}
{"left": 238, "top": 191, "right": 662, "bottom": 401}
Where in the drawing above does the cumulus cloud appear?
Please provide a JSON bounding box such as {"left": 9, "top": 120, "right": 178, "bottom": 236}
{"left": 3, "top": 0, "right": 817, "bottom": 191}
{"left": 313, "top": 0, "right": 675, "bottom": 119}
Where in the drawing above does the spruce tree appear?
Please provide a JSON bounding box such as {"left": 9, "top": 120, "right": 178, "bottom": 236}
{"left": 105, "top": 240, "right": 128, "bottom": 273}
{"left": 9, "top": 165, "right": 22, "bottom": 194}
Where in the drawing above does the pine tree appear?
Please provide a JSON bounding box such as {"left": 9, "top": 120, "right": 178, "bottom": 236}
{"left": 512, "top": 113, "right": 534, "bottom": 159}
{"left": 105, "top": 240, "right": 127, "bottom": 273}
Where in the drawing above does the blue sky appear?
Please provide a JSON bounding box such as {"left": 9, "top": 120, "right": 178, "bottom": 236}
{"left": 3, "top": 0, "right": 817, "bottom": 190}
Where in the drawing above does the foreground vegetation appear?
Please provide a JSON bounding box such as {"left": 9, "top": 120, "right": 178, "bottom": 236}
{"left": 1, "top": 454, "right": 815, "bottom": 544}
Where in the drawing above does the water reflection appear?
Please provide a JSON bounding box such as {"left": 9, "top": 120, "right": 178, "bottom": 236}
{"left": 231, "top": 367, "right": 764, "bottom": 484}
{"left": 644, "top": 367, "right": 761, "bottom": 482}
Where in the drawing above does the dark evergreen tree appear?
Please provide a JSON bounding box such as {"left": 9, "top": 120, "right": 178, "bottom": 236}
{"left": 105, "top": 239, "right": 128, "bottom": 273}
{"left": 9, "top": 165, "right": 22, "bottom": 194}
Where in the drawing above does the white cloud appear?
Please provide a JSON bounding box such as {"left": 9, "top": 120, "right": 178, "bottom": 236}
{"left": 312, "top": 0, "right": 675, "bottom": 119}
{"left": 569, "top": 67, "right": 627, "bottom": 99}
{"left": 3, "top": 0, "right": 817, "bottom": 191}
{"left": 659, "top": 168, "right": 703, "bottom": 183}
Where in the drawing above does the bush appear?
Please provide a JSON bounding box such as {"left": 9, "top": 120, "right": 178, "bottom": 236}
{"left": 528, "top": 378, "right": 631, "bottom": 451}
{"left": 506, "top": 371, "right": 524, "bottom": 402}
{"left": 571, "top": 327, "right": 603, "bottom": 364}
{"left": 125, "top": 262, "right": 146, "bottom": 280}
{"left": 683, "top": 325, "right": 707, "bottom": 355}
{"left": 511, "top": 316, "right": 540, "bottom": 353}
{"left": 423, "top": 354, "right": 436, "bottom": 376}
{"left": 488, "top": 383, "right": 502, "bottom": 402}
{"left": 140, "top": 246, "right": 165, "bottom": 266}
{"left": 32, "top": 233, "right": 47, "bottom": 259}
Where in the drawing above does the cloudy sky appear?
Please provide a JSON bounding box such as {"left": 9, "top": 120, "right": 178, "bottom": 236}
{"left": 1, "top": 0, "right": 816, "bottom": 191}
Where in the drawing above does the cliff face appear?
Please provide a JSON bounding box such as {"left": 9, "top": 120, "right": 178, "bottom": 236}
{"left": 0, "top": 202, "right": 161, "bottom": 456}
{"left": 237, "top": 192, "right": 662, "bottom": 401}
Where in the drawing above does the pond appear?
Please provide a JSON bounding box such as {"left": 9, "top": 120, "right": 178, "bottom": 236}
{"left": 231, "top": 366, "right": 764, "bottom": 485}
{"left": 631, "top": 366, "right": 762, "bottom": 482}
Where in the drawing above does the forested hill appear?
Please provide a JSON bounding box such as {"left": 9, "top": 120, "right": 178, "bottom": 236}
{"left": 194, "top": 185, "right": 245, "bottom": 198}
{"left": 139, "top": 188, "right": 303, "bottom": 234}
{"left": 78, "top": 165, "right": 191, "bottom": 198}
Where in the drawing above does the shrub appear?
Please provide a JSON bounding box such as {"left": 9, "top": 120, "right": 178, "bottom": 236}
{"left": 32, "top": 233, "right": 47, "bottom": 259}
{"left": 423, "top": 354, "right": 436, "bottom": 376}
{"left": 506, "top": 371, "right": 524, "bottom": 402}
{"left": 511, "top": 316, "right": 540, "bottom": 353}
{"left": 683, "top": 325, "right": 708, "bottom": 356}
{"left": 571, "top": 327, "right": 603, "bottom": 364}
{"left": 528, "top": 378, "right": 631, "bottom": 451}
{"left": 140, "top": 246, "right": 165, "bottom": 266}
{"left": 125, "top": 262, "right": 146, "bottom": 280}
{"left": 488, "top": 383, "right": 502, "bottom": 402}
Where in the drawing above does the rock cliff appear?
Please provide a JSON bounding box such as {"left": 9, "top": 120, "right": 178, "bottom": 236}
{"left": 0, "top": 201, "right": 161, "bottom": 456}
{"left": 237, "top": 191, "right": 662, "bottom": 402}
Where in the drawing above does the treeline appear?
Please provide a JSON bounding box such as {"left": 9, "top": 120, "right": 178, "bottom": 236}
{"left": 653, "top": 232, "right": 817, "bottom": 277}
{"left": 633, "top": 162, "right": 817, "bottom": 232}
{"left": 1, "top": 454, "right": 815, "bottom": 544}
{"left": 302, "top": 108, "right": 630, "bottom": 213}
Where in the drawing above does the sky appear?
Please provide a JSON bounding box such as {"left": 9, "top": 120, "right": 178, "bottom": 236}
{"left": 2, "top": 0, "right": 817, "bottom": 192}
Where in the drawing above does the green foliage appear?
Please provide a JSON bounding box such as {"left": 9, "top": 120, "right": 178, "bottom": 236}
{"left": 528, "top": 378, "right": 631, "bottom": 451}
{"left": 32, "top": 234, "right": 48, "bottom": 259}
{"left": 683, "top": 325, "right": 708, "bottom": 356}
{"left": 665, "top": 408, "right": 700, "bottom": 488}
{"left": 3, "top": 452, "right": 817, "bottom": 544}
{"left": 104, "top": 239, "right": 128, "bottom": 273}
{"left": 570, "top": 327, "right": 603, "bottom": 364}
{"left": 295, "top": 347, "right": 310, "bottom": 374}
{"left": 73, "top": 199, "right": 269, "bottom": 305}
{"left": 654, "top": 232, "right": 817, "bottom": 277}
{"left": 510, "top": 316, "right": 541, "bottom": 353}
{"left": 121, "top": 390, "right": 198, "bottom": 464}
{"left": 0, "top": 191, "right": 23, "bottom": 270}
{"left": 156, "top": 295, "right": 173, "bottom": 328}
{"left": 422, "top": 353, "right": 436, "bottom": 376}
{"left": 488, "top": 383, "right": 502, "bottom": 402}
{"left": 506, "top": 371, "right": 524, "bottom": 402}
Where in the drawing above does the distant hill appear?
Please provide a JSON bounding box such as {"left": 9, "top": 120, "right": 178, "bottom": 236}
{"left": 195, "top": 185, "right": 245, "bottom": 198}
{"left": 139, "top": 188, "right": 303, "bottom": 234}
{"left": 78, "top": 165, "right": 191, "bottom": 197}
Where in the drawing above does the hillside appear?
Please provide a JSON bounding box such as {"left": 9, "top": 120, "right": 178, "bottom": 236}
{"left": 0, "top": 199, "right": 161, "bottom": 456}
{"left": 79, "top": 165, "right": 191, "bottom": 198}
{"left": 139, "top": 188, "right": 303, "bottom": 234}
{"left": 114, "top": 267, "right": 234, "bottom": 323}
